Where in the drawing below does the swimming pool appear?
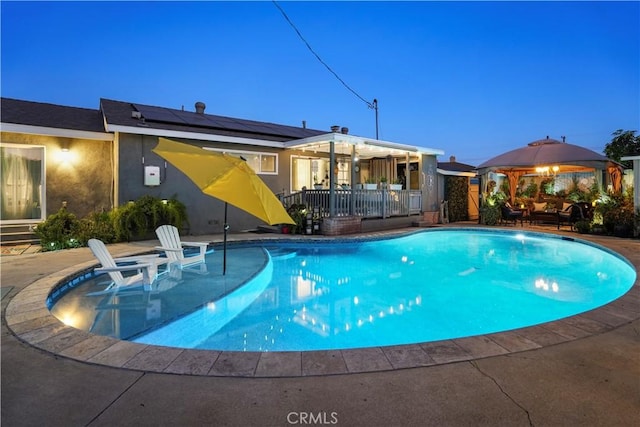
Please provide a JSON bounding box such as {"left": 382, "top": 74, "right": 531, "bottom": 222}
{"left": 48, "top": 230, "right": 636, "bottom": 352}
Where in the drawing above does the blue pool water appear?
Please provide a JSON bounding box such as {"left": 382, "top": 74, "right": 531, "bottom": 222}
{"left": 48, "top": 230, "right": 636, "bottom": 352}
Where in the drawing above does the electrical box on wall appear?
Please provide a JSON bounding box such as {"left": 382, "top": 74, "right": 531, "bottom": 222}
{"left": 144, "top": 166, "right": 161, "bottom": 186}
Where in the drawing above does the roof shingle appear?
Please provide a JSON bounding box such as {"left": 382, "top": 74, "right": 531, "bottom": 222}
{"left": 1, "top": 98, "right": 105, "bottom": 133}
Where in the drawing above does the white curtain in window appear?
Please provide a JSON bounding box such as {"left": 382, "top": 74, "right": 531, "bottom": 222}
{"left": 1, "top": 146, "right": 43, "bottom": 220}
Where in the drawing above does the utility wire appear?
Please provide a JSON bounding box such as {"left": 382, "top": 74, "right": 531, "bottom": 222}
{"left": 272, "top": 1, "right": 374, "bottom": 109}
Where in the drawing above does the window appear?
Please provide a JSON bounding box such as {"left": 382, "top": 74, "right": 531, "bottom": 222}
{"left": 204, "top": 148, "right": 278, "bottom": 175}
{"left": 1, "top": 144, "right": 45, "bottom": 222}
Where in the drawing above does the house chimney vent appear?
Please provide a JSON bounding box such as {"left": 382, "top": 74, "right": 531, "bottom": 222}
{"left": 330, "top": 125, "right": 340, "bottom": 133}
{"left": 302, "top": 120, "right": 307, "bottom": 129}
{"left": 341, "top": 127, "right": 349, "bottom": 134}
{"left": 195, "top": 102, "right": 206, "bottom": 114}
{"left": 450, "top": 155, "right": 456, "bottom": 163}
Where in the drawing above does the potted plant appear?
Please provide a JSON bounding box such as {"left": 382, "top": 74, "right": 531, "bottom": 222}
{"left": 390, "top": 177, "right": 402, "bottom": 191}
{"left": 364, "top": 177, "right": 377, "bottom": 190}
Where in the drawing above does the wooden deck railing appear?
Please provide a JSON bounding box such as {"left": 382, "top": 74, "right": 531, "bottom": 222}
{"left": 281, "top": 189, "right": 422, "bottom": 219}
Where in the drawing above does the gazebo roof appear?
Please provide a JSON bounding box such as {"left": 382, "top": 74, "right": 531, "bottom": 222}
{"left": 477, "top": 137, "right": 615, "bottom": 173}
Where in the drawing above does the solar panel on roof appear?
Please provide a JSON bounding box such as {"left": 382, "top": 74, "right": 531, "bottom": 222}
{"left": 259, "top": 123, "right": 284, "bottom": 132}
{"left": 172, "top": 110, "right": 211, "bottom": 126}
{"left": 230, "top": 119, "right": 289, "bottom": 134}
{"left": 134, "top": 104, "right": 187, "bottom": 124}
{"left": 211, "top": 117, "right": 252, "bottom": 131}
{"left": 241, "top": 123, "right": 272, "bottom": 133}
{"left": 131, "top": 102, "right": 321, "bottom": 137}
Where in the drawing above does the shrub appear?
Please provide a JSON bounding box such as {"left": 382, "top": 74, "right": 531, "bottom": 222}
{"left": 521, "top": 182, "right": 538, "bottom": 198}
{"left": 76, "top": 211, "right": 116, "bottom": 245}
{"left": 286, "top": 204, "right": 308, "bottom": 234}
{"left": 594, "top": 191, "right": 635, "bottom": 237}
{"left": 480, "top": 191, "right": 507, "bottom": 226}
{"left": 480, "top": 204, "right": 500, "bottom": 225}
{"left": 34, "top": 207, "right": 82, "bottom": 251}
{"left": 113, "top": 196, "right": 188, "bottom": 241}
{"left": 574, "top": 220, "right": 591, "bottom": 234}
{"left": 540, "top": 178, "right": 555, "bottom": 195}
{"left": 36, "top": 196, "right": 189, "bottom": 249}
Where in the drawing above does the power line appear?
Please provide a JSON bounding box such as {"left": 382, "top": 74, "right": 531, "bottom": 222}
{"left": 272, "top": 1, "right": 374, "bottom": 110}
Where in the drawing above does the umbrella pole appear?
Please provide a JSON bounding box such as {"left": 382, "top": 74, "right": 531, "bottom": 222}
{"left": 223, "top": 203, "right": 228, "bottom": 275}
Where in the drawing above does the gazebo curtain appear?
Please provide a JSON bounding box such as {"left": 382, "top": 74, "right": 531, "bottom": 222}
{"left": 607, "top": 165, "right": 623, "bottom": 193}
{"left": 504, "top": 170, "right": 524, "bottom": 204}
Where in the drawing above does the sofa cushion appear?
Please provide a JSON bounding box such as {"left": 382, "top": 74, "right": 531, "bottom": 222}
{"left": 533, "top": 202, "right": 546, "bottom": 212}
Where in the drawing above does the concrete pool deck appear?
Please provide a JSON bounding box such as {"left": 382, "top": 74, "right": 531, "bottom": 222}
{"left": 2, "top": 225, "right": 639, "bottom": 426}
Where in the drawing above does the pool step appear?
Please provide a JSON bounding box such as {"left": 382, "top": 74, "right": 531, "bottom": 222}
{"left": 267, "top": 248, "right": 297, "bottom": 260}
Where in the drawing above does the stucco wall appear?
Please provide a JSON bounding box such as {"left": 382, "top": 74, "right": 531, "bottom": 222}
{"left": 117, "top": 134, "right": 292, "bottom": 235}
{"left": 1, "top": 132, "right": 113, "bottom": 219}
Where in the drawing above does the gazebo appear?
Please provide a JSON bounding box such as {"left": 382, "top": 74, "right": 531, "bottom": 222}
{"left": 476, "top": 137, "right": 623, "bottom": 203}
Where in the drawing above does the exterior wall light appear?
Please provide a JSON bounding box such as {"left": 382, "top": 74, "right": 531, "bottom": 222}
{"left": 56, "top": 142, "right": 73, "bottom": 164}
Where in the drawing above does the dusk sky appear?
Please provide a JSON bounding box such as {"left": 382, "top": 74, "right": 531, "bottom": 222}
{"left": 2, "top": 1, "right": 638, "bottom": 165}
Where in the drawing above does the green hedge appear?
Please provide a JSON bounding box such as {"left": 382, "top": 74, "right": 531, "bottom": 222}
{"left": 35, "top": 196, "right": 188, "bottom": 251}
{"left": 444, "top": 176, "right": 469, "bottom": 222}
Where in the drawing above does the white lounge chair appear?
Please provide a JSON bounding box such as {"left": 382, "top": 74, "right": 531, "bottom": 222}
{"left": 155, "top": 225, "right": 209, "bottom": 271}
{"left": 88, "top": 239, "right": 168, "bottom": 292}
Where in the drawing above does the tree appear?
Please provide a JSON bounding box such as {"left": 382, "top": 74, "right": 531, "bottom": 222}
{"left": 604, "top": 129, "right": 640, "bottom": 169}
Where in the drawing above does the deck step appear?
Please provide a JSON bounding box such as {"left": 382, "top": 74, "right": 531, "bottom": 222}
{"left": 0, "top": 222, "right": 41, "bottom": 246}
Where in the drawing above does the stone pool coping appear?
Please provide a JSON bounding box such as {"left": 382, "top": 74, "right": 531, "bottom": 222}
{"left": 4, "top": 228, "right": 640, "bottom": 378}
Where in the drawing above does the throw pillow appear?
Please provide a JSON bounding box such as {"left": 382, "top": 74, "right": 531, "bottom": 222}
{"left": 533, "top": 202, "right": 546, "bottom": 212}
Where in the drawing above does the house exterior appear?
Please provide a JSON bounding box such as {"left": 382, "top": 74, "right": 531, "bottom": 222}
{"left": 1, "top": 98, "right": 114, "bottom": 222}
{"left": 1, "top": 97, "right": 444, "bottom": 238}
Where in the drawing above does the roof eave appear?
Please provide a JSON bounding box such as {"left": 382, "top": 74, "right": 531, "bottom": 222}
{"left": 284, "top": 132, "right": 444, "bottom": 156}
{"left": 437, "top": 168, "right": 476, "bottom": 177}
{"left": 106, "top": 124, "right": 286, "bottom": 148}
{"left": 1, "top": 122, "right": 114, "bottom": 141}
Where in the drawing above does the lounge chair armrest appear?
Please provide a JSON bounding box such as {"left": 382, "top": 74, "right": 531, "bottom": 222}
{"left": 181, "top": 242, "right": 209, "bottom": 248}
{"left": 155, "top": 246, "right": 184, "bottom": 252}
{"left": 113, "top": 254, "right": 160, "bottom": 263}
{"left": 182, "top": 242, "right": 209, "bottom": 256}
{"left": 95, "top": 263, "right": 152, "bottom": 273}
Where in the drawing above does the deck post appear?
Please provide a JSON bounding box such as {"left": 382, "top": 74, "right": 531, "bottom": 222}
{"left": 350, "top": 144, "right": 357, "bottom": 215}
{"left": 329, "top": 139, "right": 336, "bottom": 217}
{"left": 405, "top": 151, "right": 410, "bottom": 216}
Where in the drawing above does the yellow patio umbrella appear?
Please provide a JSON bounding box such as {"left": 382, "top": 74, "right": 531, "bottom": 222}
{"left": 152, "top": 138, "right": 294, "bottom": 273}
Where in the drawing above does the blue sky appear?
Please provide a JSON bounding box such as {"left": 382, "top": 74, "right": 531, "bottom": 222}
{"left": 2, "top": 1, "right": 638, "bottom": 165}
